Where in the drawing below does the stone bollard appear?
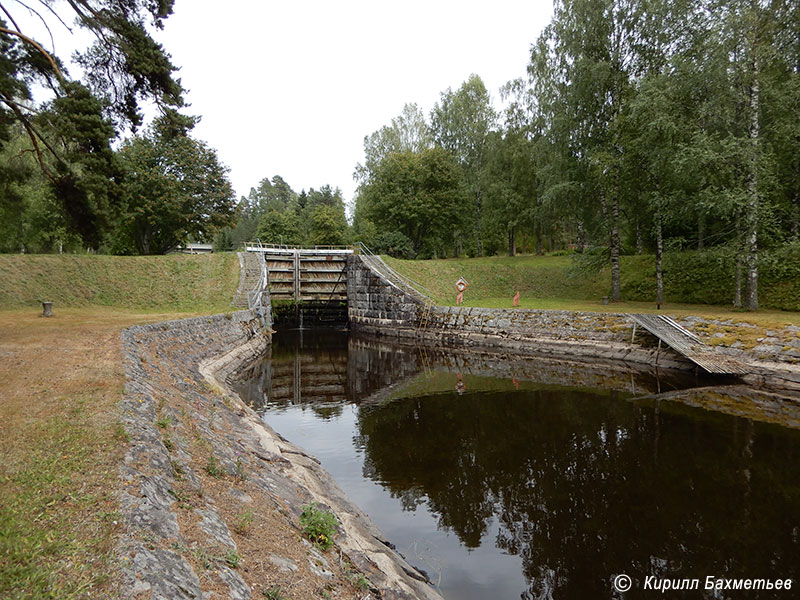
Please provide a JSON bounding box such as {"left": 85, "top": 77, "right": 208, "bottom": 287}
{"left": 42, "top": 301, "right": 53, "bottom": 317}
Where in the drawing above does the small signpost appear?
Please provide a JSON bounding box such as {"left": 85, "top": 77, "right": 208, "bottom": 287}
{"left": 455, "top": 277, "right": 468, "bottom": 305}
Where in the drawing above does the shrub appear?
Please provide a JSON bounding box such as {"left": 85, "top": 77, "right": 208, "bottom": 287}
{"left": 204, "top": 455, "right": 224, "bottom": 478}
{"left": 371, "top": 231, "right": 414, "bottom": 259}
{"left": 299, "top": 503, "right": 338, "bottom": 551}
{"left": 232, "top": 510, "right": 254, "bottom": 535}
{"left": 224, "top": 549, "right": 241, "bottom": 569}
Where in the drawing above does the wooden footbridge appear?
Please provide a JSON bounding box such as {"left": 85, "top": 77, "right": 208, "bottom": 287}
{"left": 630, "top": 313, "right": 748, "bottom": 376}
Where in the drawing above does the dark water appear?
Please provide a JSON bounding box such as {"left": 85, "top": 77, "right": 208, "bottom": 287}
{"left": 234, "top": 330, "right": 800, "bottom": 599}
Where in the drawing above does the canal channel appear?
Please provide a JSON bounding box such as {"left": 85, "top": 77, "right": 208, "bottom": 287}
{"left": 232, "top": 329, "right": 800, "bottom": 599}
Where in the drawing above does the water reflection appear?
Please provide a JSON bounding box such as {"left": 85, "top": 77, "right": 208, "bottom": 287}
{"left": 358, "top": 389, "right": 800, "bottom": 598}
{"left": 235, "top": 330, "right": 800, "bottom": 599}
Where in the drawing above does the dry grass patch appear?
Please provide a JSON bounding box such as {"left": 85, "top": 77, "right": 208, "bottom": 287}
{"left": 0, "top": 307, "right": 206, "bottom": 599}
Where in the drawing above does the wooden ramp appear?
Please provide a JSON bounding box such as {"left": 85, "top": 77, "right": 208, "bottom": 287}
{"left": 630, "top": 313, "right": 749, "bottom": 376}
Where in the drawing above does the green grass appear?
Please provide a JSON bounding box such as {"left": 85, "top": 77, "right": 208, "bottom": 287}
{"left": 385, "top": 253, "right": 800, "bottom": 327}
{"left": 264, "top": 585, "right": 289, "bottom": 600}
{"left": 385, "top": 254, "right": 605, "bottom": 305}
{"left": 0, "top": 308, "right": 224, "bottom": 599}
{"left": 0, "top": 396, "right": 124, "bottom": 599}
{"left": 0, "top": 252, "right": 240, "bottom": 312}
{"left": 204, "top": 455, "right": 225, "bottom": 478}
{"left": 299, "top": 503, "right": 338, "bottom": 551}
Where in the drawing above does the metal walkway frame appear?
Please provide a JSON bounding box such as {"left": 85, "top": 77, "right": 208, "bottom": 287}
{"left": 630, "top": 313, "right": 748, "bottom": 375}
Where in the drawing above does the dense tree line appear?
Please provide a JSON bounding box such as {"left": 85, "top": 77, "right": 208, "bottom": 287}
{"left": 214, "top": 177, "right": 349, "bottom": 250}
{"left": 354, "top": 0, "right": 799, "bottom": 309}
{"left": 0, "top": 1, "right": 235, "bottom": 254}
{"left": 4, "top": 0, "right": 798, "bottom": 311}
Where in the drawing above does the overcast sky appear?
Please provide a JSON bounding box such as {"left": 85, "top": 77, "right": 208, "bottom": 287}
{"left": 22, "top": 1, "right": 553, "bottom": 207}
{"left": 150, "top": 0, "right": 554, "bottom": 207}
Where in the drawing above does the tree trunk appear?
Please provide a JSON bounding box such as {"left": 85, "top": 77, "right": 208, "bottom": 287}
{"left": 636, "top": 219, "right": 643, "bottom": 255}
{"left": 655, "top": 211, "right": 663, "bottom": 306}
{"left": 536, "top": 224, "right": 543, "bottom": 256}
{"left": 698, "top": 212, "right": 705, "bottom": 250}
{"left": 576, "top": 221, "right": 586, "bottom": 253}
{"left": 734, "top": 250, "right": 743, "bottom": 309}
{"left": 745, "top": 51, "right": 760, "bottom": 311}
{"left": 476, "top": 182, "right": 484, "bottom": 257}
{"left": 508, "top": 226, "right": 516, "bottom": 257}
{"left": 610, "top": 195, "right": 621, "bottom": 302}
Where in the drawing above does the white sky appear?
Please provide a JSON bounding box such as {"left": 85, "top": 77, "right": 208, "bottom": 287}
{"left": 19, "top": 1, "right": 554, "bottom": 207}
{"left": 155, "top": 0, "right": 554, "bottom": 206}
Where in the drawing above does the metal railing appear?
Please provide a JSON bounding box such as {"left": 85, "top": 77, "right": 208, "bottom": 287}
{"left": 246, "top": 250, "right": 269, "bottom": 325}
{"left": 353, "top": 242, "right": 434, "bottom": 305}
{"left": 244, "top": 240, "right": 354, "bottom": 253}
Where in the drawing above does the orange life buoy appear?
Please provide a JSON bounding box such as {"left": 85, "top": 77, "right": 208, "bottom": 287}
{"left": 456, "top": 280, "right": 467, "bottom": 292}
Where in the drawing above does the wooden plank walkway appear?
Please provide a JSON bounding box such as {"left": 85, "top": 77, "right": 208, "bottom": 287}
{"left": 630, "top": 313, "right": 749, "bottom": 375}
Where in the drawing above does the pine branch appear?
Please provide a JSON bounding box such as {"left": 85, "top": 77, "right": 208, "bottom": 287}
{"left": 34, "top": 0, "right": 74, "bottom": 34}
{"left": 0, "top": 25, "right": 65, "bottom": 82}
{"left": 0, "top": 2, "right": 22, "bottom": 31}
{"left": 0, "top": 94, "right": 59, "bottom": 182}
{"left": 10, "top": 0, "right": 58, "bottom": 51}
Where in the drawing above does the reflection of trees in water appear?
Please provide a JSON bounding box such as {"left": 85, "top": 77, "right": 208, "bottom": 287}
{"left": 310, "top": 405, "right": 344, "bottom": 420}
{"left": 356, "top": 389, "right": 800, "bottom": 598}
{"left": 240, "top": 331, "right": 800, "bottom": 597}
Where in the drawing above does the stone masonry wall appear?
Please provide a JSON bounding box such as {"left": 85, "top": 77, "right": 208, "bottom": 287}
{"left": 347, "top": 255, "right": 691, "bottom": 370}
{"left": 347, "top": 255, "right": 800, "bottom": 389}
{"left": 347, "top": 254, "right": 423, "bottom": 328}
{"left": 119, "top": 307, "right": 442, "bottom": 600}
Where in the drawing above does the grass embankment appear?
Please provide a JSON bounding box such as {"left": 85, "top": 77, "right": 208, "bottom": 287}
{"left": 0, "top": 308, "right": 214, "bottom": 599}
{"left": 0, "top": 253, "right": 240, "bottom": 598}
{"left": 385, "top": 253, "right": 800, "bottom": 330}
{"left": 0, "top": 252, "right": 240, "bottom": 313}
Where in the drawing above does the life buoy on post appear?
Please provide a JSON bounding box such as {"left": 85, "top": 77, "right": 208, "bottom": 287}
{"left": 455, "top": 278, "right": 468, "bottom": 305}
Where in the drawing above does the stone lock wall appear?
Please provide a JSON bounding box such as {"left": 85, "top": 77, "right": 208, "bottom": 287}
{"left": 346, "top": 254, "right": 424, "bottom": 329}
{"left": 346, "top": 255, "right": 691, "bottom": 370}
{"left": 119, "top": 306, "right": 443, "bottom": 600}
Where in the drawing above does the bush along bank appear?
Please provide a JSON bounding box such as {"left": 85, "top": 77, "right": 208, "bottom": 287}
{"left": 617, "top": 243, "right": 800, "bottom": 311}
{"left": 118, "top": 309, "right": 442, "bottom": 600}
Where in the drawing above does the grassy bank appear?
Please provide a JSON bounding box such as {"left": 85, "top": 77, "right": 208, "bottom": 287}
{"left": 385, "top": 252, "right": 800, "bottom": 328}
{"left": 0, "top": 308, "right": 214, "bottom": 599}
{"left": 0, "top": 254, "right": 242, "bottom": 597}
{"left": 385, "top": 254, "right": 605, "bottom": 304}
{"left": 0, "top": 252, "right": 240, "bottom": 312}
